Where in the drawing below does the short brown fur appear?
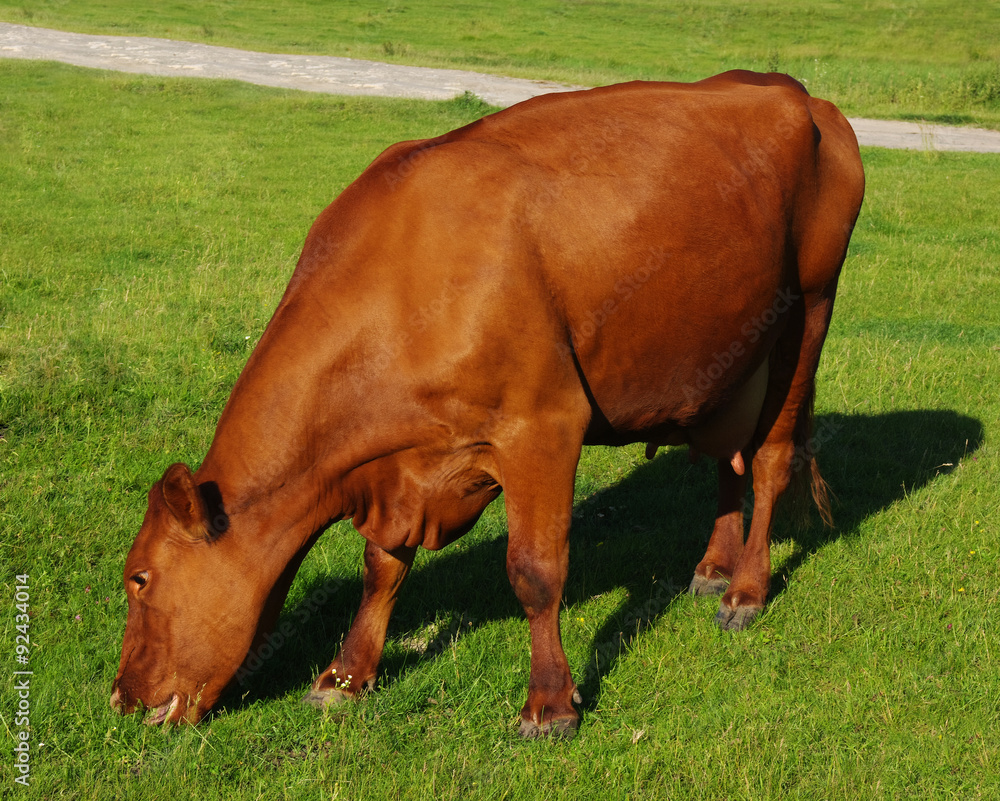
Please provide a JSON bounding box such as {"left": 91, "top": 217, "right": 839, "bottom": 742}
{"left": 111, "top": 72, "right": 864, "bottom": 735}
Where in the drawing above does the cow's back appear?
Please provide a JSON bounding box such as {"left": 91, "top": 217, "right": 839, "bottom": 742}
{"left": 248, "top": 74, "right": 862, "bottom": 459}
{"left": 312, "top": 77, "right": 859, "bottom": 439}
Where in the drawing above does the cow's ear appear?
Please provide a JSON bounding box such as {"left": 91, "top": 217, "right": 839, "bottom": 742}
{"left": 160, "top": 463, "right": 210, "bottom": 541}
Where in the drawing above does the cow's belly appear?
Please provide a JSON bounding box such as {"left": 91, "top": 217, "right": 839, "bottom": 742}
{"left": 580, "top": 350, "right": 771, "bottom": 466}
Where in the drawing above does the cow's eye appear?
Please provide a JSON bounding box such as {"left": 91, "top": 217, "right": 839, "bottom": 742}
{"left": 131, "top": 571, "right": 150, "bottom": 590}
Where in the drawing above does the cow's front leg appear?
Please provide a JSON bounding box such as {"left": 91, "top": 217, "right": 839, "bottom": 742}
{"left": 506, "top": 509, "right": 581, "bottom": 738}
{"left": 502, "top": 440, "right": 583, "bottom": 739}
{"left": 303, "top": 540, "right": 415, "bottom": 707}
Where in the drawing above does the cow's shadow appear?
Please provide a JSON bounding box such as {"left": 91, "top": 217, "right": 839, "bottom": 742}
{"left": 222, "top": 409, "right": 982, "bottom": 718}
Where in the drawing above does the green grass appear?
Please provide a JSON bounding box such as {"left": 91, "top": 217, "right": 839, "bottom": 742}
{"left": 2, "top": 0, "right": 1000, "bottom": 127}
{"left": 2, "top": 60, "right": 999, "bottom": 799}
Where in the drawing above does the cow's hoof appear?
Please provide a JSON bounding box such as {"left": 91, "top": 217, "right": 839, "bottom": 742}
{"left": 302, "top": 687, "right": 352, "bottom": 709}
{"left": 714, "top": 602, "right": 762, "bottom": 631}
{"left": 689, "top": 574, "right": 729, "bottom": 596}
{"left": 518, "top": 715, "right": 579, "bottom": 741}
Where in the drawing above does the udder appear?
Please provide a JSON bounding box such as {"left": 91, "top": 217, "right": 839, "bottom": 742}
{"left": 646, "top": 359, "right": 769, "bottom": 473}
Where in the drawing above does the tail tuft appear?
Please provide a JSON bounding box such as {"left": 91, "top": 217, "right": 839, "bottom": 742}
{"left": 790, "top": 386, "right": 834, "bottom": 528}
{"left": 809, "top": 458, "right": 834, "bottom": 528}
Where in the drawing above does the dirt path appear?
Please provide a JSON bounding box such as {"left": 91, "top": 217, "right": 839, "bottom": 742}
{"left": 4, "top": 21, "right": 1000, "bottom": 153}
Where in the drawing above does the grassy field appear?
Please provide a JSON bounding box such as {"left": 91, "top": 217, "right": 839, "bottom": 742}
{"left": 2, "top": 0, "right": 1000, "bottom": 128}
{"left": 2, "top": 53, "right": 999, "bottom": 801}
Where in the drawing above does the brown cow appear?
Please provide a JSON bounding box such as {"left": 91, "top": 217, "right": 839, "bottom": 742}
{"left": 110, "top": 71, "right": 864, "bottom": 738}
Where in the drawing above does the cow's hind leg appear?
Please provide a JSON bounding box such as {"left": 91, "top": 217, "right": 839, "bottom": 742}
{"left": 303, "top": 540, "right": 415, "bottom": 707}
{"left": 714, "top": 291, "right": 835, "bottom": 631}
{"left": 690, "top": 457, "right": 747, "bottom": 596}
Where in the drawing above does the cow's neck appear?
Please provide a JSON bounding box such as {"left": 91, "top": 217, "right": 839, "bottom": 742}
{"left": 191, "top": 330, "right": 360, "bottom": 558}
{"left": 193, "top": 369, "right": 429, "bottom": 568}
{"left": 189, "top": 257, "right": 448, "bottom": 565}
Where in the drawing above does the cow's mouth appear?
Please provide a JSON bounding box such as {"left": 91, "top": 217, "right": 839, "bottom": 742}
{"left": 144, "top": 693, "right": 181, "bottom": 726}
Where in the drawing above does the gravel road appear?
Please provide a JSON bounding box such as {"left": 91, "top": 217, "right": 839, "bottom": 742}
{"left": 4, "top": 21, "right": 1000, "bottom": 153}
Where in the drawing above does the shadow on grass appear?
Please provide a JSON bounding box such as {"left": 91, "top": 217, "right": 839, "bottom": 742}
{"left": 222, "top": 409, "right": 983, "bottom": 720}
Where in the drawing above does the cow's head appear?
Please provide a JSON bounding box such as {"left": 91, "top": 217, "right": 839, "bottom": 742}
{"left": 110, "top": 463, "right": 271, "bottom": 725}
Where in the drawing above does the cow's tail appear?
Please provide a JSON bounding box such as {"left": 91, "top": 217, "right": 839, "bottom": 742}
{"left": 790, "top": 386, "right": 834, "bottom": 527}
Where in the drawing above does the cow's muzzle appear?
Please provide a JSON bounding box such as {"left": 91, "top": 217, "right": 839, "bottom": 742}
{"left": 110, "top": 685, "right": 182, "bottom": 726}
